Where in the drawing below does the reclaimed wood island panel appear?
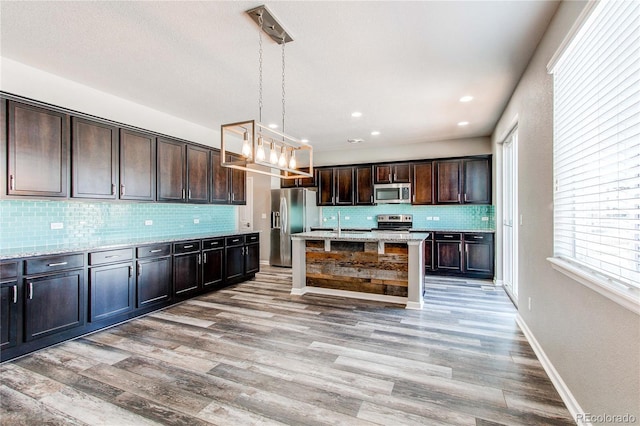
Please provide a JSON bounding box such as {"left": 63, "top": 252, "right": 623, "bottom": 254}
{"left": 291, "top": 231, "right": 428, "bottom": 309}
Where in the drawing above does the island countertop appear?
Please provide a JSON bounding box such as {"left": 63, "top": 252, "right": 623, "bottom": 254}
{"left": 292, "top": 230, "right": 429, "bottom": 243}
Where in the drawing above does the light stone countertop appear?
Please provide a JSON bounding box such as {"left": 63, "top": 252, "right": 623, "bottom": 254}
{"left": 0, "top": 230, "right": 258, "bottom": 260}
{"left": 292, "top": 230, "right": 429, "bottom": 243}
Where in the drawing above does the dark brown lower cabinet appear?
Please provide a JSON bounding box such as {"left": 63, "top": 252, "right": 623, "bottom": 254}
{"left": 225, "top": 244, "right": 245, "bottom": 281}
{"left": 203, "top": 248, "right": 223, "bottom": 288}
{"left": 1, "top": 281, "right": 19, "bottom": 350}
{"left": 24, "top": 270, "right": 84, "bottom": 341}
{"left": 431, "top": 232, "right": 494, "bottom": 279}
{"left": 435, "top": 240, "right": 463, "bottom": 273}
{"left": 89, "top": 262, "right": 134, "bottom": 322}
{"left": 137, "top": 256, "right": 172, "bottom": 308}
{"left": 464, "top": 233, "right": 495, "bottom": 277}
{"left": 423, "top": 236, "right": 434, "bottom": 272}
{"left": 174, "top": 253, "right": 201, "bottom": 296}
{"left": 245, "top": 242, "right": 260, "bottom": 275}
{"left": 225, "top": 234, "right": 260, "bottom": 281}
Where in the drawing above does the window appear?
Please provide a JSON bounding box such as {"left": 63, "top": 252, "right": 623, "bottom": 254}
{"left": 549, "top": 0, "right": 640, "bottom": 300}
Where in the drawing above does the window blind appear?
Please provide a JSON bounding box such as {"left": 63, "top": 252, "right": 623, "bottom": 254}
{"left": 551, "top": 0, "right": 640, "bottom": 289}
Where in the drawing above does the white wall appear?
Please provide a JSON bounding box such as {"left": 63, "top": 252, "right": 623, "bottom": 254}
{"left": 492, "top": 1, "right": 640, "bottom": 421}
{"left": 314, "top": 136, "right": 491, "bottom": 166}
{"left": 1, "top": 58, "right": 219, "bottom": 147}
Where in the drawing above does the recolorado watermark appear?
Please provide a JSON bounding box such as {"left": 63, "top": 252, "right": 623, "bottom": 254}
{"left": 576, "top": 413, "right": 637, "bottom": 424}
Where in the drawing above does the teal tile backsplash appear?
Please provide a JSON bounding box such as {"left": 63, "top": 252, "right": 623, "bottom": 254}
{"left": 320, "top": 204, "right": 495, "bottom": 230}
{"left": 0, "top": 200, "right": 237, "bottom": 250}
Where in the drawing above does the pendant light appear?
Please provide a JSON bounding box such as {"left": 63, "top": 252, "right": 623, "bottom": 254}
{"left": 220, "top": 5, "right": 313, "bottom": 180}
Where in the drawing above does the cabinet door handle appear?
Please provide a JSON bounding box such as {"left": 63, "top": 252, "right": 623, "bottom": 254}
{"left": 457, "top": 193, "right": 461, "bottom": 202}
{"left": 188, "top": 189, "right": 192, "bottom": 199}
{"left": 228, "top": 193, "right": 231, "bottom": 201}
{"left": 183, "top": 245, "right": 194, "bottom": 249}
{"left": 28, "top": 282, "right": 33, "bottom": 300}
{"left": 370, "top": 195, "right": 373, "bottom": 203}
{"left": 9, "top": 174, "right": 15, "bottom": 191}
{"left": 182, "top": 189, "right": 186, "bottom": 199}
{"left": 111, "top": 183, "right": 116, "bottom": 195}
{"left": 464, "top": 193, "right": 468, "bottom": 202}
{"left": 150, "top": 249, "right": 162, "bottom": 253}
{"left": 105, "top": 255, "right": 121, "bottom": 259}
{"left": 203, "top": 253, "right": 207, "bottom": 263}
{"left": 444, "top": 235, "right": 454, "bottom": 238}
{"left": 47, "top": 262, "right": 68, "bottom": 267}
{"left": 473, "top": 236, "right": 482, "bottom": 239}
{"left": 121, "top": 184, "right": 126, "bottom": 197}
{"left": 394, "top": 173, "right": 397, "bottom": 181}
{"left": 12, "top": 285, "right": 17, "bottom": 304}
{"left": 412, "top": 194, "right": 416, "bottom": 203}
{"left": 232, "top": 239, "right": 240, "bottom": 243}
{"left": 198, "top": 254, "right": 201, "bottom": 265}
{"left": 137, "top": 263, "right": 142, "bottom": 275}
{"left": 128, "top": 266, "right": 133, "bottom": 277}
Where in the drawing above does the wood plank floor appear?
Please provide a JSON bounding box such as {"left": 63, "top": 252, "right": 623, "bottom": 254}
{"left": 1, "top": 267, "right": 574, "bottom": 425}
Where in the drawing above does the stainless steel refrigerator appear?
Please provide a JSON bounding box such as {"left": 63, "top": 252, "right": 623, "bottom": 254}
{"left": 270, "top": 188, "right": 319, "bottom": 267}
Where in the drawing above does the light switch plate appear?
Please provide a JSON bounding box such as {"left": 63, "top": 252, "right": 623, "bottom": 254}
{"left": 193, "top": 219, "right": 200, "bottom": 224}
{"left": 50, "top": 222, "right": 63, "bottom": 230}
{"left": 145, "top": 220, "right": 153, "bottom": 226}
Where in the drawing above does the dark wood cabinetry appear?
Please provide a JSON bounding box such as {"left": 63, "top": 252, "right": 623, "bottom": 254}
{"left": 186, "top": 145, "right": 210, "bottom": 203}
{"left": 316, "top": 167, "right": 354, "bottom": 206}
{"left": 202, "top": 238, "right": 224, "bottom": 288}
{"left": 435, "top": 157, "right": 491, "bottom": 204}
{"left": 71, "top": 117, "right": 118, "bottom": 199}
{"left": 412, "top": 162, "right": 433, "bottom": 205}
{"left": 157, "top": 138, "right": 186, "bottom": 202}
{"left": 210, "top": 150, "right": 246, "bottom": 205}
{"left": 434, "top": 233, "right": 463, "bottom": 273}
{"left": 136, "top": 244, "right": 172, "bottom": 308}
{"left": 120, "top": 129, "right": 156, "bottom": 201}
{"left": 173, "top": 241, "right": 201, "bottom": 297}
{"left": 423, "top": 235, "right": 434, "bottom": 272}
{"left": 464, "top": 233, "right": 495, "bottom": 276}
{"left": 24, "top": 268, "right": 84, "bottom": 341}
{"left": 281, "top": 167, "right": 315, "bottom": 188}
{"left": 374, "top": 163, "right": 411, "bottom": 184}
{"left": 1, "top": 262, "right": 19, "bottom": 350}
{"left": 355, "top": 165, "right": 374, "bottom": 205}
{"left": 89, "top": 262, "right": 134, "bottom": 322}
{"left": 7, "top": 101, "right": 68, "bottom": 197}
{"left": 225, "top": 233, "right": 260, "bottom": 282}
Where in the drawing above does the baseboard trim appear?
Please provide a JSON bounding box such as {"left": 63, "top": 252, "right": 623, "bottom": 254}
{"left": 291, "top": 286, "right": 407, "bottom": 306}
{"left": 493, "top": 279, "right": 504, "bottom": 287}
{"left": 516, "top": 314, "right": 587, "bottom": 426}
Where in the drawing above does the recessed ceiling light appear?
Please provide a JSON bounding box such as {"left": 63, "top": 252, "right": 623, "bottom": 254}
{"left": 351, "top": 111, "right": 362, "bottom": 118}
{"left": 347, "top": 138, "right": 364, "bottom": 144}
{"left": 268, "top": 123, "right": 278, "bottom": 129}
{"left": 458, "top": 121, "right": 469, "bottom": 126}
{"left": 459, "top": 96, "right": 474, "bottom": 102}
{"left": 300, "top": 138, "right": 309, "bottom": 143}
{"left": 370, "top": 131, "right": 380, "bottom": 136}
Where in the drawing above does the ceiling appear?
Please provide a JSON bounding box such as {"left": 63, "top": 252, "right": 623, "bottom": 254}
{"left": 0, "top": 1, "right": 560, "bottom": 153}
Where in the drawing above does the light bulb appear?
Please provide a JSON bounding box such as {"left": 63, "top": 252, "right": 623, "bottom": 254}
{"left": 256, "top": 137, "right": 266, "bottom": 161}
{"left": 269, "top": 143, "right": 279, "bottom": 164}
{"left": 278, "top": 147, "right": 287, "bottom": 167}
{"left": 241, "top": 131, "right": 252, "bottom": 158}
{"left": 288, "top": 150, "right": 296, "bottom": 169}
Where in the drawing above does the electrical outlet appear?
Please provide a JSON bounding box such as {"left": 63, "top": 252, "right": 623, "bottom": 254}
{"left": 193, "top": 219, "right": 200, "bottom": 224}
{"left": 426, "top": 216, "right": 433, "bottom": 220}
{"left": 528, "top": 297, "right": 532, "bottom": 311}
{"left": 261, "top": 213, "right": 267, "bottom": 219}
{"left": 50, "top": 222, "right": 64, "bottom": 230}
{"left": 433, "top": 217, "right": 440, "bottom": 221}
{"left": 145, "top": 220, "right": 153, "bottom": 226}
{"left": 367, "top": 216, "right": 373, "bottom": 220}
{"left": 344, "top": 216, "right": 350, "bottom": 220}
{"left": 482, "top": 216, "right": 489, "bottom": 221}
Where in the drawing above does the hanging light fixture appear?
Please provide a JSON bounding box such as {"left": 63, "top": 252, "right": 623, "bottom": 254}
{"left": 220, "top": 5, "right": 313, "bottom": 180}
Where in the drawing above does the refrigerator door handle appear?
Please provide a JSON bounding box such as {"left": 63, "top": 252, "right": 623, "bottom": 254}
{"left": 272, "top": 211, "right": 280, "bottom": 229}
{"left": 280, "top": 197, "right": 288, "bottom": 233}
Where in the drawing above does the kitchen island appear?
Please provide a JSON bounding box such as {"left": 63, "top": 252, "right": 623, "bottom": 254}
{"left": 291, "top": 231, "right": 428, "bottom": 309}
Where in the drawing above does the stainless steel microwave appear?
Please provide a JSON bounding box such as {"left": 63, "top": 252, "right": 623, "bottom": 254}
{"left": 373, "top": 183, "right": 411, "bottom": 204}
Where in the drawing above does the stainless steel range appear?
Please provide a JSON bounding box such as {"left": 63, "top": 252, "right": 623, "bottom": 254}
{"left": 374, "top": 214, "right": 413, "bottom": 231}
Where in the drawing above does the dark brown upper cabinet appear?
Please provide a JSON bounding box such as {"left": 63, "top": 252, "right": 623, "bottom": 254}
{"left": 186, "top": 145, "right": 210, "bottom": 203}
{"left": 119, "top": 129, "right": 156, "bottom": 201}
{"left": 412, "top": 162, "right": 433, "bottom": 205}
{"left": 463, "top": 157, "right": 492, "bottom": 204}
{"left": 210, "top": 150, "right": 245, "bottom": 205}
{"left": 435, "top": 156, "right": 491, "bottom": 204}
{"left": 335, "top": 167, "right": 354, "bottom": 205}
{"left": 71, "top": 117, "right": 118, "bottom": 199}
{"left": 316, "top": 168, "right": 334, "bottom": 206}
{"left": 280, "top": 167, "right": 315, "bottom": 188}
{"left": 354, "top": 165, "right": 374, "bottom": 205}
{"left": 157, "top": 138, "right": 186, "bottom": 202}
{"left": 316, "top": 166, "right": 354, "bottom": 206}
{"left": 374, "top": 163, "right": 411, "bottom": 184}
{"left": 7, "top": 101, "right": 68, "bottom": 197}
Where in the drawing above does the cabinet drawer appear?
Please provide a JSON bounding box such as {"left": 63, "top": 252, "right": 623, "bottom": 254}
{"left": 245, "top": 234, "right": 259, "bottom": 244}
{"left": 203, "top": 238, "right": 224, "bottom": 250}
{"left": 137, "top": 244, "right": 171, "bottom": 258}
{"left": 174, "top": 241, "right": 200, "bottom": 254}
{"left": 0, "top": 262, "right": 18, "bottom": 279}
{"left": 464, "top": 233, "right": 494, "bottom": 242}
{"left": 434, "top": 232, "right": 462, "bottom": 241}
{"left": 225, "top": 236, "right": 244, "bottom": 247}
{"left": 25, "top": 254, "right": 84, "bottom": 275}
{"left": 89, "top": 248, "right": 133, "bottom": 266}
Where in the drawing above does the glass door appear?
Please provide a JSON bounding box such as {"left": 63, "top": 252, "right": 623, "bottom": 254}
{"left": 502, "top": 129, "right": 518, "bottom": 302}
